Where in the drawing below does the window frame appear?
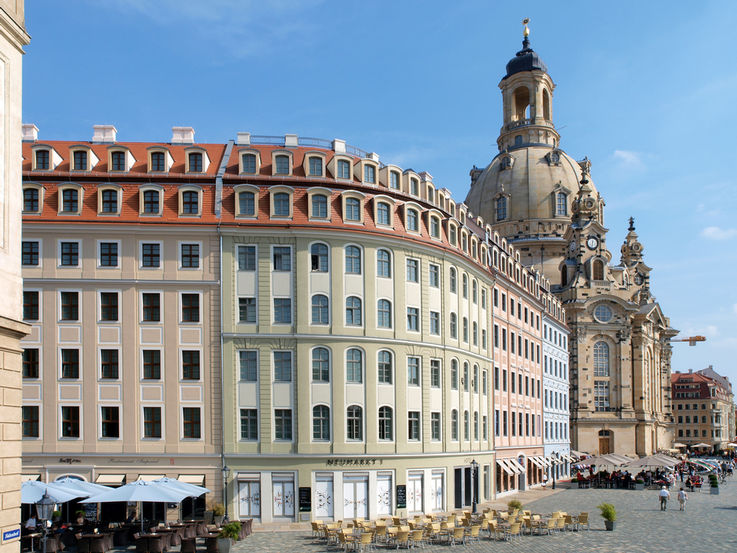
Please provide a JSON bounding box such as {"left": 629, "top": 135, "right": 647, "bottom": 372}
{"left": 147, "top": 148, "right": 171, "bottom": 173}
{"left": 342, "top": 191, "right": 365, "bottom": 224}
{"left": 58, "top": 240, "right": 81, "bottom": 268}
{"left": 179, "top": 241, "right": 202, "bottom": 270}
{"left": 178, "top": 186, "right": 202, "bottom": 217}
{"left": 269, "top": 186, "right": 294, "bottom": 219}
{"left": 97, "top": 240, "right": 120, "bottom": 269}
{"left": 139, "top": 185, "right": 163, "bottom": 216}
{"left": 238, "top": 149, "right": 261, "bottom": 175}
{"left": 307, "top": 187, "right": 332, "bottom": 221}
{"left": 58, "top": 184, "right": 83, "bottom": 215}
{"left": 23, "top": 184, "right": 44, "bottom": 213}
{"left": 233, "top": 184, "right": 259, "bottom": 218}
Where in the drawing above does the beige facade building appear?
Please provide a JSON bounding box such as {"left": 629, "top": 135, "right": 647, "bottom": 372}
{"left": 0, "top": 1, "right": 29, "bottom": 552}
{"left": 465, "top": 31, "right": 676, "bottom": 456}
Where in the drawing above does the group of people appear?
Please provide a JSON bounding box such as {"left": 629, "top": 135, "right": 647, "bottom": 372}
{"left": 658, "top": 486, "right": 689, "bottom": 511}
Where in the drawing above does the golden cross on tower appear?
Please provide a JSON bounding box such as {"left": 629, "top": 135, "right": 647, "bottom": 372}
{"left": 522, "top": 18, "right": 530, "bottom": 37}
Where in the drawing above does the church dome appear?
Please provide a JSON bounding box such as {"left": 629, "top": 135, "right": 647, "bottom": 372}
{"left": 464, "top": 145, "right": 598, "bottom": 233}
{"left": 505, "top": 38, "right": 548, "bottom": 79}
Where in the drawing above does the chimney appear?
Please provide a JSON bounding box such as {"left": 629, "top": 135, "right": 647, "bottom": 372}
{"left": 171, "top": 126, "right": 195, "bottom": 144}
{"left": 332, "top": 139, "right": 346, "bottom": 153}
{"left": 92, "top": 124, "right": 117, "bottom": 143}
{"left": 236, "top": 132, "right": 251, "bottom": 146}
{"left": 22, "top": 123, "right": 39, "bottom": 142}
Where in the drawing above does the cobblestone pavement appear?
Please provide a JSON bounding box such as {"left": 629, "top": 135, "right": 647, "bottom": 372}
{"left": 233, "top": 479, "right": 737, "bottom": 553}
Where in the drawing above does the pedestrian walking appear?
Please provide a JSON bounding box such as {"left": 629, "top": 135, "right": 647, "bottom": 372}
{"left": 678, "top": 488, "right": 688, "bottom": 511}
{"left": 659, "top": 486, "right": 670, "bottom": 511}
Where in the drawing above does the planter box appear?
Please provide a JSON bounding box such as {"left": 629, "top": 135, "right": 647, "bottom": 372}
{"left": 604, "top": 521, "right": 615, "bottom": 531}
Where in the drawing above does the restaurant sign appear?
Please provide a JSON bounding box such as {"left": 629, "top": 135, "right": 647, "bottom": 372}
{"left": 325, "top": 458, "right": 383, "bottom": 467}
{"left": 2, "top": 527, "right": 20, "bottom": 543}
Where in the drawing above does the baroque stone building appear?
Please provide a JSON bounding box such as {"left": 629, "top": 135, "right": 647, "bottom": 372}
{"left": 465, "top": 28, "right": 676, "bottom": 456}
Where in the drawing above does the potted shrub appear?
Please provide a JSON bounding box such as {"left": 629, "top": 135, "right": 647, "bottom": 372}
{"left": 634, "top": 478, "right": 645, "bottom": 491}
{"left": 211, "top": 502, "right": 226, "bottom": 525}
{"left": 507, "top": 499, "right": 523, "bottom": 513}
{"left": 709, "top": 474, "right": 719, "bottom": 495}
{"left": 597, "top": 503, "right": 616, "bottom": 531}
{"left": 52, "top": 510, "right": 61, "bottom": 522}
{"left": 217, "top": 521, "right": 241, "bottom": 553}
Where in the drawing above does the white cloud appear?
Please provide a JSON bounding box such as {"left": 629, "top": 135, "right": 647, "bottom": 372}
{"left": 700, "top": 226, "right": 737, "bottom": 240}
{"left": 612, "top": 149, "right": 644, "bottom": 169}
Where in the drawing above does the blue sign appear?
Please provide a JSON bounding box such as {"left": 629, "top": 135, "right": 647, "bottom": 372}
{"left": 2, "top": 528, "right": 20, "bottom": 542}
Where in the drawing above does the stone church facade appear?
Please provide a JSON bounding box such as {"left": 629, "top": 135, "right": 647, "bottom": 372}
{"left": 465, "top": 29, "right": 676, "bottom": 456}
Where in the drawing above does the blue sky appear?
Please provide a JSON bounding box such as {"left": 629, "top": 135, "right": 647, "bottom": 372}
{"left": 24, "top": 1, "right": 737, "bottom": 385}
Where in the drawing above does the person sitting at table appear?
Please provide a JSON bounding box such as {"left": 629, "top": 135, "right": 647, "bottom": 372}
{"left": 25, "top": 516, "right": 37, "bottom": 530}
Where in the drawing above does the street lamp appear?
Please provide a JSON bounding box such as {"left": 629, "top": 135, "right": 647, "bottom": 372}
{"left": 36, "top": 493, "right": 56, "bottom": 553}
{"left": 222, "top": 465, "right": 231, "bottom": 522}
{"left": 470, "top": 459, "right": 479, "bottom": 514}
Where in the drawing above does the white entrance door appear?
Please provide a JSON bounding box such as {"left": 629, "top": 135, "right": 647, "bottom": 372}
{"left": 314, "top": 475, "right": 334, "bottom": 519}
{"left": 407, "top": 473, "right": 423, "bottom": 513}
{"left": 376, "top": 474, "right": 392, "bottom": 516}
{"left": 343, "top": 476, "right": 368, "bottom": 519}
{"left": 238, "top": 481, "right": 260, "bottom": 518}
{"left": 272, "top": 478, "right": 295, "bottom": 518}
{"left": 430, "top": 472, "right": 444, "bottom": 511}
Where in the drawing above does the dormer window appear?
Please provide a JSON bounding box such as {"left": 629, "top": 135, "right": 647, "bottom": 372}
{"left": 275, "top": 155, "right": 290, "bottom": 175}
{"left": 110, "top": 151, "right": 126, "bottom": 171}
{"left": 100, "top": 189, "right": 118, "bottom": 213}
{"left": 182, "top": 191, "right": 199, "bottom": 214}
{"left": 269, "top": 187, "right": 294, "bottom": 218}
{"left": 73, "top": 150, "right": 88, "bottom": 171}
{"left": 189, "top": 152, "right": 203, "bottom": 173}
{"left": 23, "top": 188, "right": 40, "bottom": 212}
{"left": 429, "top": 215, "right": 441, "bottom": 239}
{"left": 337, "top": 159, "right": 351, "bottom": 179}
{"left": 390, "top": 171, "right": 400, "bottom": 189}
{"left": 308, "top": 156, "right": 323, "bottom": 177}
{"left": 307, "top": 188, "right": 331, "bottom": 221}
{"left": 237, "top": 189, "right": 256, "bottom": 217}
{"left": 151, "top": 152, "right": 165, "bottom": 172}
{"left": 410, "top": 178, "right": 419, "bottom": 196}
{"left": 35, "top": 150, "right": 49, "bottom": 170}
{"left": 242, "top": 153, "right": 257, "bottom": 174}
{"left": 62, "top": 189, "right": 79, "bottom": 212}
{"left": 364, "top": 165, "right": 376, "bottom": 184}
{"left": 141, "top": 188, "right": 161, "bottom": 215}
{"left": 448, "top": 224, "right": 457, "bottom": 246}
{"left": 376, "top": 202, "right": 391, "bottom": 226}
{"left": 345, "top": 198, "right": 361, "bottom": 221}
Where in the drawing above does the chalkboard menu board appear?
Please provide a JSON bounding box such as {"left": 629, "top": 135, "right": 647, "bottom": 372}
{"left": 395, "top": 485, "right": 406, "bottom": 509}
{"left": 298, "top": 487, "right": 311, "bottom": 512}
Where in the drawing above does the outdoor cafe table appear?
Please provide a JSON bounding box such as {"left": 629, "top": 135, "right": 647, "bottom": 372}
{"left": 22, "top": 532, "right": 41, "bottom": 552}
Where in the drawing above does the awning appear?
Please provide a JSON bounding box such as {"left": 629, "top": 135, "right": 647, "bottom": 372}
{"left": 496, "top": 459, "right": 515, "bottom": 476}
{"left": 177, "top": 474, "right": 205, "bottom": 486}
{"left": 529, "top": 456, "right": 547, "bottom": 469}
{"left": 95, "top": 474, "right": 126, "bottom": 485}
{"left": 21, "top": 474, "right": 41, "bottom": 482}
{"left": 138, "top": 474, "right": 166, "bottom": 482}
{"left": 562, "top": 454, "right": 574, "bottom": 462}
{"left": 505, "top": 458, "right": 526, "bottom": 474}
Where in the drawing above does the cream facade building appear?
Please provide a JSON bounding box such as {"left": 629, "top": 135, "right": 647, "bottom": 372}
{"left": 465, "top": 32, "right": 676, "bottom": 456}
{"left": 0, "top": 1, "right": 29, "bottom": 552}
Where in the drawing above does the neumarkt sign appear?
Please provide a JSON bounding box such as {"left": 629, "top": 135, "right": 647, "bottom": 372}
{"left": 2, "top": 527, "right": 20, "bottom": 544}
{"left": 325, "top": 458, "right": 383, "bottom": 467}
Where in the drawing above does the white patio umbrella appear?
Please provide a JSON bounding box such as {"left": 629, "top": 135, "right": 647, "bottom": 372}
{"left": 624, "top": 454, "right": 679, "bottom": 469}
{"left": 22, "top": 480, "right": 79, "bottom": 504}
{"left": 151, "top": 477, "right": 210, "bottom": 497}
{"left": 53, "top": 477, "right": 112, "bottom": 497}
{"left": 81, "top": 480, "right": 192, "bottom": 531}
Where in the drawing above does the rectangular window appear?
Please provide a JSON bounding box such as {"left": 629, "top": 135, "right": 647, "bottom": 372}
{"left": 503, "top": 411, "right": 508, "bottom": 436}
{"left": 431, "top": 412, "right": 441, "bottom": 441}
{"left": 494, "top": 410, "right": 500, "bottom": 437}
{"left": 502, "top": 369, "right": 507, "bottom": 392}
{"left": 407, "top": 307, "right": 419, "bottom": 332}
{"left": 180, "top": 243, "right": 200, "bottom": 268}
{"left": 494, "top": 366, "right": 499, "bottom": 390}
{"left": 62, "top": 189, "right": 79, "bottom": 212}
{"left": 60, "top": 241, "right": 79, "bottom": 266}
{"left": 142, "top": 350, "right": 161, "bottom": 380}
{"left": 408, "top": 411, "right": 420, "bottom": 441}
{"left": 238, "top": 245, "right": 256, "bottom": 270}
{"left": 390, "top": 171, "right": 400, "bottom": 189}
{"left": 239, "top": 350, "right": 258, "bottom": 381}
{"left": 100, "top": 349, "right": 119, "bottom": 379}
{"left": 22, "top": 406, "right": 39, "bottom": 438}
{"left": 73, "top": 150, "right": 88, "bottom": 171}
{"left": 142, "top": 293, "right": 161, "bottom": 322}
{"left": 594, "top": 381, "right": 610, "bottom": 411}
{"left": 22, "top": 241, "right": 40, "bottom": 266}
{"left": 430, "top": 359, "right": 441, "bottom": 388}
{"left": 429, "top": 263, "right": 440, "bottom": 287}
{"left": 181, "top": 350, "right": 200, "bottom": 380}
{"left": 100, "top": 292, "right": 119, "bottom": 321}
{"left": 111, "top": 151, "right": 126, "bottom": 171}
{"left": 99, "top": 242, "right": 118, "bottom": 267}
{"left": 337, "top": 159, "right": 350, "bottom": 179}
{"left": 143, "top": 407, "right": 162, "bottom": 438}
{"left": 406, "top": 258, "right": 419, "bottom": 282}
{"left": 143, "top": 190, "right": 160, "bottom": 213}
{"left": 101, "top": 406, "right": 120, "bottom": 438}
{"left": 61, "top": 406, "right": 80, "bottom": 438}
{"left": 141, "top": 243, "right": 160, "bottom": 267}
{"left": 407, "top": 357, "right": 420, "bottom": 386}
{"left": 239, "top": 297, "right": 256, "bottom": 323}
{"left": 273, "top": 247, "right": 291, "bottom": 271}
{"left": 183, "top": 407, "right": 201, "bottom": 439}
{"left": 364, "top": 164, "right": 376, "bottom": 183}
{"left": 240, "top": 409, "right": 258, "bottom": 440}
{"left": 511, "top": 412, "right": 516, "bottom": 436}
{"left": 23, "top": 348, "right": 39, "bottom": 378}
{"left": 378, "top": 352, "right": 392, "bottom": 384}
{"left": 61, "top": 349, "right": 79, "bottom": 379}
{"left": 273, "top": 298, "right": 292, "bottom": 324}
{"left": 430, "top": 311, "right": 440, "bottom": 335}
{"left": 511, "top": 372, "right": 516, "bottom": 394}
{"left": 150, "top": 152, "right": 166, "bottom": 172}
{"left": 274, "top": 351, "right": 292, "bottom": 381}
{"left": 36, "top": 149, "right": 50, "bottom": 170}
{"left": 24, "top": 187, "right": 40, "bottom": 212}
{"left": 181, "top": 293, "right": 200, "bottom": 322}
{"left": 483, "top": 370, "right": 488, "bottom": 395}
{"left": 274, "top": 409, "right": 292, "bottom": 440}
{"left": 23, "top": 291, "right": 39, "bottom": 321}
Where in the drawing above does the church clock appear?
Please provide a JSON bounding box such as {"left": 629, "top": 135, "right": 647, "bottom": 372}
{"left": 586, "top": 236, "right": 599, "bottom": 250}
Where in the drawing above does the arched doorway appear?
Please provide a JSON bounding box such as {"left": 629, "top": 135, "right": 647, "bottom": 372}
{"left": 599, "top": 430, "right": 612, "bottom": 454}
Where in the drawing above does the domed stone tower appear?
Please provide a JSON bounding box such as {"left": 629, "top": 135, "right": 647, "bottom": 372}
{"left": 465, "top": 27, "right": 602, "bottom": 283}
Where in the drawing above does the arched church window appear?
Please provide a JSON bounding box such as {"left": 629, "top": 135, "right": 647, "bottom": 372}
{"left": 593, "top": 341, "right": 609, "bottom": 377}
{"left": 555, "top": 192, "right": 567, "bottom": 216}
{"left": 593, "top": 259, "right": 604, "bottom": 281}
{"left": 496, "top": 197, "right": 507, "bottom": 222}
{"left": 513, "top": 86, "right": 530, "bottom": 121}
{"left": 542, "top": 89, "right": 551, "bottom": 120}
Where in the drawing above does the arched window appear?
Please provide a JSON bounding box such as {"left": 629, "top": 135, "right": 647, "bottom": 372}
{"left": 406, "top": 208, "right": 419, "bottom": 231}
{"left": 377, "top": 299, "right": 392, "bottom": 329}
{"left": 337, "top": 159, "right": 351, "bottom": 179}
{"left": 451, "top": 409, "right": 458, "bottom": 440}
{"left": 311, "top": 194, "right": 328, "bottom": 218}
{"left": 344, "top": 197, "right": 361, "bottom": 221}
{"left": 449, "top": 267, "right": 457, "bottom": 293}
{"left": 472, "top": 280, "right": 478, "bottom": 303}
{"left": 346, "top": 405, "right": 363, "bottom": 440}
{"left": 274, "top": 155, "right": 290, "bottom": 175}
{"left": 556, "top": 192, "right": 567, "bottom": 216}
{"left": 430, "top": 216, "right": 440, "bottom": 238}
{"left": 593, "top": 341, "right": 610, "bottom": 376}
{"left": 377, "top": 350, "right": 393, "bottom": 384}
{"left": 542, "top": 89, "right": 551, "bottom": 120}
{"left": 462, "top": 317, "right": 469, "bottom": 342}
{"left": 377, "top": 249, "right": 391, "bottom": 278}
{"left": 462, "top": 274, "right": 468, "bottom": 298}
{"left": 474, "top": 412, "right": 479, "bottom": 440}
{"left": 593, "top": 259, "right": 604, "bottom": 281}
{"left": 451, "top": 359, "right": 458, "bottom": 389}
{"left": 312, "top": 405, "right": 330, "bottom": 440}
{"left": 464, "top": 411, "right": 470, "bottom": 441}
{"left": 450, "top": 313, "right": 457, "bottom": 339}
{"left": 496, "top": 197, "right": 507, "bottom": 221}
{"left": 513, "top": 86, "right": 530, "bottom": 120}
{"left": 241, "top": 153, "right": 257, "bottom": 174}
{"left": 142, "top": 189, "right": 160, "bottom": 214}
{"left": 308, "top": 156, "right": 323, "bottom": 177}
{"left": 238, "top": 190, "right": 256, "bottom": 216}
{"left": 346, "top": 349, "right": 363, "bottom": 383}
{"left": 182, "top": 190, "right": 199, "bottom": 214}
{"left": 463, "top": 362, "right": 469, "bottom": 391}
{"left": 273, "top": 192, "right": 290, "bottom": 216}
{"left": 345, "top": 297, "right": 362, "bottom": 326}
{"left": 311, "top": 295, "right": 329, "bottom": 325}
{"left": 376, "top": 202, "right": 391, "bottom": 226}
{"left": 345, "top": 246, "right": 362, "bottom": 274}
{"left": 312, "top": 347, "right": 330, "bottom": 382}
{"left": 310, "top": 243, "right": 328, "bottom": 272}
{"left": 101, "top": 189, "right": 118, "bottom": 213}
{"left": 378, "top": 406, "right": 393, "bottom": 440}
